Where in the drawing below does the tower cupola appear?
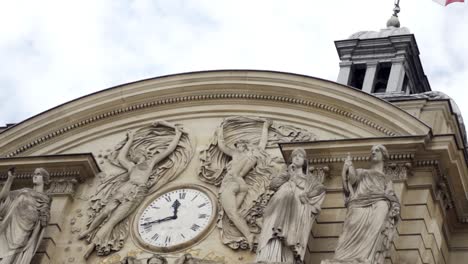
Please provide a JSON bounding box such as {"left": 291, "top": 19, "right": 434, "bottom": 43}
{"left": 335, "top": 3, "right": 431, "bottom": 95}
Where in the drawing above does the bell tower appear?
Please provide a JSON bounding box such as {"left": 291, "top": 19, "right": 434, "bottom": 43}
{"left": 335, "top": 2, "right": 431, "bottom": 95}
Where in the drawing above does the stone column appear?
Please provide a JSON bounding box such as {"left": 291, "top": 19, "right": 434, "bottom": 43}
{"left": 337, "top": 61, "right": 353, "bottom": 85}
{"left": 386, "top": 57, "right": 406, "bottom": 93}
{"left": 362, "top": 61, "right": 378, "bottom": 93}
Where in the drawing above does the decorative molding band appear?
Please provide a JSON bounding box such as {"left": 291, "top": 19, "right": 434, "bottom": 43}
{"left": 310, "top": 153, "right": 414, "bottom": 164}
{"left": 4, "top": 92, "right": 398, "bottom": 158}
{"left": 0, "top": 170, "right": 81, "bottom": 180}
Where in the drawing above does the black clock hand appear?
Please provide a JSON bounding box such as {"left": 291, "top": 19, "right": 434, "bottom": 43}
{"left": 141, "top": 215, "right": 176, "bottom": 226}
{"left": 142, "top": 199, "right": 181, "bottom": 226}
{"left": 172, "top": 199, "right": 181, "bottom": 218}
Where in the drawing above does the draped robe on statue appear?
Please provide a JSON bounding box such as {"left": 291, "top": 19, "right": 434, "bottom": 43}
{"left": 0, "top": 189, "right": 51, "bottom": 264}
{"left": 330, "top": 169, "right": 399, "bottom": 264}
{"left": 257, "top": 169, "right": 325, "bottom": 263}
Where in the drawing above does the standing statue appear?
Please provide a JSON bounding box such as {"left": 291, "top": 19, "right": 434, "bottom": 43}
{"left": 256, "top": 148, "right": 326, "bottom": 263}
{"left": 322, "top": 145, "right": 400, "bottom": 264}
{"left": 0, "top": 168, "right": 51, "bottom": 264}
{"left": 217, "top": 119, "right": 272, "bottom": 249}
{"left": 80, "top": 121, "right": 193, "bottom": 258}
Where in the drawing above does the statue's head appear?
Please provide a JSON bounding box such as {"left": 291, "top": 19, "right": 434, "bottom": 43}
{"left": 290, "top": 148, "right": 308, "bottom": 173}
{"left": 33, "top": 167, "right": 50, "bottom": 186}
{"left": 370, "top": 144, "right": 389, "bottom": 163}
{"left": 234, "top": 140, "right": 250, "bottom": 152}
{"left": 147, "top": 255, "right": 167, "bottom": 264}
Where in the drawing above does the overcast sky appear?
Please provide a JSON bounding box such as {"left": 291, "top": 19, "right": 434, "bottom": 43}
{"left": 0, "top": 0, "right": 467, "bottom": 127}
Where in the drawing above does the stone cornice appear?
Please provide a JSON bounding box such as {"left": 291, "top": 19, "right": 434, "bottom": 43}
{"left": 0, "top": 154, "right": 100, "bottom": 196}
{"left": 3, "top": 93, "right": 400, "bottom": 158}
{"left": 280, "top": 136, "right": 468, "bottom": 228}
{"left": 0, "top": 71, "right": 430, "bottom": 157}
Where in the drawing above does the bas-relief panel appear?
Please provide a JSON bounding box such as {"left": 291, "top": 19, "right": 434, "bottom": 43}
{"left": 54, "top": 116, "right": 324, "bottom": 263}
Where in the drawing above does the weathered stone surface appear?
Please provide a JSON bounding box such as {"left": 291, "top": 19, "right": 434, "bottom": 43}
{"left": 0, "top": 168, "right": 51, "bottom": 264}
{"left": 321, "top": 145, "right": 400, "bottom": 264}
{"left": 256, "top": 148, "right": 326, "bottom": 263}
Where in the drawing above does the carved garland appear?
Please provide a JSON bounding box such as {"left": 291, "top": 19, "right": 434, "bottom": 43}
{"left": 4, "top": 93, "right": 399, "bottom": 158}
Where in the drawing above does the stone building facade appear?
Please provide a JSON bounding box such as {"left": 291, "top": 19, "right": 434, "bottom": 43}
{"left": 0, "top": 20, "right": 467, "bottom": 264}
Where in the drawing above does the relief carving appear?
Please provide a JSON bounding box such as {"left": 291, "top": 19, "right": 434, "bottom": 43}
{"left": 322, "top": 145, "right": 400, "bottom": 264}
{"left": 120, "top": 254, "right": 168, "bottom": 264}
{"left": 79, "top": 121, "right": 193, "bottom": 259}
{"left": 198, "top": 116, "right": 317, "bottom": 250}
{"left": 256, "top": 148, "right": 326, "bottom": 264}
{"left": 47, "top": 178, "right": 79, "bottom": 195}
{"left": 384, "top": 162, "right": 412, "bottom": 181}
{"left": 175, "top": 253, "right": 223, "bottom": 264}
{"left": 0, "top": 168, "right": 52, "bottom": 264}
{"left": 437, "top": 175, "right": 454, "bottom": 211}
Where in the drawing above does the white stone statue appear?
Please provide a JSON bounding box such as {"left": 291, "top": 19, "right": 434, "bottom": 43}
{"left": 322, "top": 145, "right": 400, "bottom": 264}
{"left": 198, "top": 116, "right": 317, "bottom": 250}
{"left": 0, "top": 168, "right": 51, "bottom": 264}
{"left": 217, "top": 119, "right": 272, "bottom": 249}
{"left": 80, "top": 121, "right": 193, "bottom": 258}
{"left": 256, "top": 148, "right": 326, "bottom": 263}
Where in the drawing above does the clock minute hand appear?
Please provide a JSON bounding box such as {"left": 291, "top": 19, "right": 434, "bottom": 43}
{"left": 141, "top": 215, "right": 176, "bottom": 226}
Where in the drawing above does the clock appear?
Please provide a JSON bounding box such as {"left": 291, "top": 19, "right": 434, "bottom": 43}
{"left": 132, "top": 184, "right": 217, "bottom": 252}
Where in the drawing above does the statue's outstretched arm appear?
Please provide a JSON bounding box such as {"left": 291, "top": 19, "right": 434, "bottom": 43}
{"left": 0, "top": 168, "right": 15, "bottom": 201}
{"left": 149, "top": 128, "right": 183, "bottom": 169}
{"left": 217, "top": 127, "right": 235, "bottom": 157}
{"left": 117, "top": 130, "right": 136, "bottom": 171}
{"left": 258, "top": 119, "right": 273, "bottom": 150}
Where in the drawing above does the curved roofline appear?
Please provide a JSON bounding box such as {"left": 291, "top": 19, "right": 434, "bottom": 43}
{"left": 1, "top": 69, "right": 431, "bottom": 135}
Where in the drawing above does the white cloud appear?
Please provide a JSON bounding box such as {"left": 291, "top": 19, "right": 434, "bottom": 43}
{"left": 0, "top": 0, "right": 467, "bottom": 132}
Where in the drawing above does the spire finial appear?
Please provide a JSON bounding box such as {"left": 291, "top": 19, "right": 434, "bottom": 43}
{"left": 387, "top": 0, "right": 401, "bottom": 28}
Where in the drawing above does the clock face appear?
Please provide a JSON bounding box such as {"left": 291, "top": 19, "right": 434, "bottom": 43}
{"left": 135, "top": 186, "right": 216, "bottom": 251}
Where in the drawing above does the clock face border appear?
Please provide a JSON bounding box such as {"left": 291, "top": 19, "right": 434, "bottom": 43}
{"left": 131, "top": 184, "right": 218, "bottom": 253}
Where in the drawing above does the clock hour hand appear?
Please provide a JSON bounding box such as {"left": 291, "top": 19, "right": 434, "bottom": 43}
{"left": 172, "top": 199, "right": 181, "bottom": 218}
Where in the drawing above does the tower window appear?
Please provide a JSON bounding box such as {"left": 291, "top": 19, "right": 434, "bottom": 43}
{"left": 349, "top": 64, "right": 366, "bottom": 90}
{"left": 373, "top": 63, "right": 391, "bottom": 93}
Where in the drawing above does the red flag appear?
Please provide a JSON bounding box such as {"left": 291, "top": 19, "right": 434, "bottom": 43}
{"left": 433, "top": 0, "right": 464, "bottom": 6}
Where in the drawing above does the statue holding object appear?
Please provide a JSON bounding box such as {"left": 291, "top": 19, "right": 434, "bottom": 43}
{"left": 322, "top": 144, "right": 400, "bottom": 264}
{"left": 0, "top": 167, "right": 51, "bottom": 264}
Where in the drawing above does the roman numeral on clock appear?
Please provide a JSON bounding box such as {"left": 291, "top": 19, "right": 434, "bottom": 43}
{"left": 151, "top": 233, "right": 159, "bottom": 241}
{"left": 179, "top": 192, "right": 186, "bottom": 199}
{"left": 198, "top": 213, "right": 208, "bottom": 219}
{"left": 143, "top": 225, "right": 152, "bottom": 233}
{"left": 165, "top": 236, "right": 171, "bottom": 244}
{"left": 198, "top": 202, "right": 207, "bottom": 208}
{"left": 190, "top": 224, "right": 200, "bottom": 231}
{"left": 164, "top": 196, "right": 171, "bottom": 202}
